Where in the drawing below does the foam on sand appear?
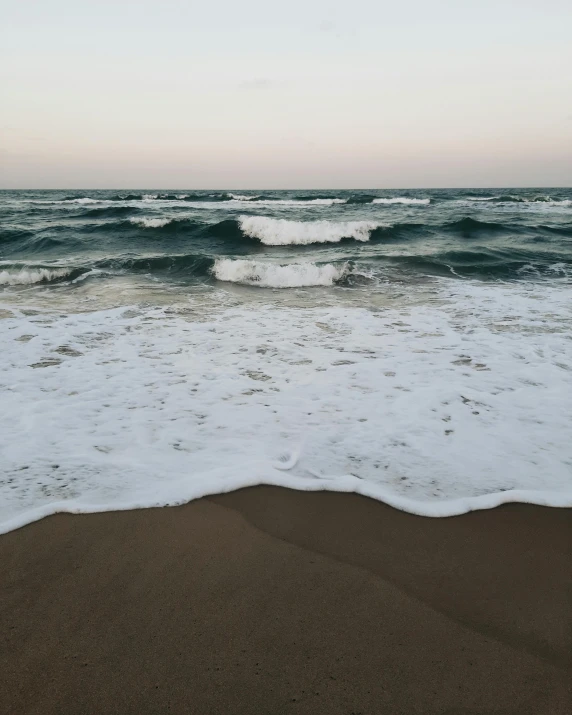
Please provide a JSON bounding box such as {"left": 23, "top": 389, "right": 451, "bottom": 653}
{"left": 212, "top": 259, "right": 348, "bottom": 287}
{"left": 1, "top": 279, "right": 571, "bottom": 533}
{"left": 239, "top": 216, "right": 381, "bottom": 245}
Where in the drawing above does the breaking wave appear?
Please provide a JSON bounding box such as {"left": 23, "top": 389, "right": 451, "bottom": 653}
{"left": 48, "top": 198, "right": 101, "bottom": 205}
{"left": 129, "top": 217, "right": 174, "bottom": 229}
{"left": 27, "top": 193, "right": 441, "bottom": 207}
{"left": 238, "top": 216, "right": 382, "bottom": 245}
{"left": 212, "top": 259, "right": 348, "bottom": 287}
{"left": 0, "top": 266, "right": 73, "bottom": 286}
{"left": 372, "top": 198, "right": 430, "bottom": 205}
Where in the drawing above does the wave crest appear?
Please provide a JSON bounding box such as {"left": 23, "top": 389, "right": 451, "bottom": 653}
{"left": 212, "top": 259, "right": 347, "bottom": 287}
{"left": 466, "top": 195, "right": 571, "bottom": 205}
{"left": 372, "top": 198, "right": 430, "bottom": 205}
{"left": 0, "top": 267, "right": 72, "bottom": 286}
{"left": 129, "top": 217, "right": 174, "bottom": 228}
{"left": 238, "top": 216, "right": 381, "bottom": 245}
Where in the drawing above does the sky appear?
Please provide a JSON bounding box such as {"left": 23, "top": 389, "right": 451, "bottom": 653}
{"left": 1, "top": 0, "right": 571, "bottom": 188}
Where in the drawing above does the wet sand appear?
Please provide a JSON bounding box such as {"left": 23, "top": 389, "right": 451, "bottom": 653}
{"left": 1, "top": 486, "right": 571, "bottom": 714}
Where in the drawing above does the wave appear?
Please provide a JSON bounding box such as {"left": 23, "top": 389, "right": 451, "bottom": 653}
{"left": 238, "top": 216, "right": 382, "bottom": 245}
{"left": 50, "top": 198, "right": 102, "bottom": 205}
{"left": 27, "top": 192, "right": 439, "bottom": 208}
{"left": 0, "top": 266, "right": 74, "bottom": 286}
{"left": 383, "top": 248, "right": 572, "bottom": 279}
{"left": 129, "top": 217, "right": 174, "bottom": 228}
{"left": 345, "top": 194, "right": 379, "bottom": 204}
{"left": 442, "top": 217, "right": 510, "bottom": 235}
{"left": 2, "top": 241, "right": 570, "bottom": 290}
{"left": 4, "top": 213, "right": 570, "bottom": 257}
{"left": 466, "top": 195, "right": 571, "bottom": 205}
{"left": 139, "top": 192, "right": 267, "bottom": 203}
{"left": 95, "top": 253, "right": 214, "bottom": 276}
{"left": 241, "top": 198, "right": 346, "bottom": 206}
{"left": 78, "top": 206, "right": 140, "bottom": 219}
{"left": 227, "top": 193, "right": 261, "bottom": 201}
{"left": 0, "top": 227, "right": 35, "bottom": 245}
{"left": 372, "top": 198, "right": 430, "bottom": 205}
{"left": 212, "top": 259, "right": 348, "bottom": 287}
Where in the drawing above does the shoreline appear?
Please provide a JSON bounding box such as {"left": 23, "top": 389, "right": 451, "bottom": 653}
{"left": 1, "top": 485, "right": 571, "bottom": 714}
{"left": 3, "top": 479, "right": 572, "bottom": 536}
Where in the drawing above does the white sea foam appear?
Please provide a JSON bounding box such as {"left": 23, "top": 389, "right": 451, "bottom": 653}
{"left": 29, "top": 198, "right": 346, "bottom": 211}
{"left": 228, "top": 193, "right": 261, "bottom": 201}
{"left": 239, "top": 216, "right": 381, "bottom": 245}
{"left": 129, "top": 217, "right": 173, "bottom": 228}
{"left": 228, "top": 198, "right": 347, "bottom": 206}
{"left": 213, "top": 259, "right": 347, "bottom": 287}
{"left": 372, "top": 198, "right": 430, "bottom": 205}
{"left": 0, "top": 267, "right": 71, "bottom": 286}
{"left": 1, "top": 279, "right": 571, "bottom": 533}
{"left": 53, "top": 198, "right": 101, "bottom": 205}
{"left": 466, "top": 196, "right": 571, "bottom": 206}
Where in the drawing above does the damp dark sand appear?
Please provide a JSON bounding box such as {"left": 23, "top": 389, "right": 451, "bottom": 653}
{"left": 1, "top": 486, "right": 570, "bottom": 714}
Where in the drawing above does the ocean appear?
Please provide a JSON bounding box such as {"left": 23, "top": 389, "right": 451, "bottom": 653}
{"left": 1, "top": 188, "right": 571, "bottom": 531}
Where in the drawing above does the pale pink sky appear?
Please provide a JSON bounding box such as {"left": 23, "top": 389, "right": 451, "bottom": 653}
{"left": 1, "top": 0, "right": 571, "bottom": 188}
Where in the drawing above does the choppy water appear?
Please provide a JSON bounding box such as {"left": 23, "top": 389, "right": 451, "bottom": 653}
{"left": 1, "top": 188, "right": 571, "bottom": 531}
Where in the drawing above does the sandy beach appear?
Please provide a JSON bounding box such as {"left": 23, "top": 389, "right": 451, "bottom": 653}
{"left": 1, "top": 486, "right": 570, "bottom": 714}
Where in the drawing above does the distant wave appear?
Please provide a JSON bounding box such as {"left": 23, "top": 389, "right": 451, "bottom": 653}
{"left": 78, "top": 206, "right": 140, "bottom": 219}
{"left": 48, "top": 198, "right": 101, "bottom": 205}
{"left": 238, "top": 216, "right": 382, "bottom": 245}
{"left": 233, "top": 198, "right": 346, "bottom": 206}
{"left": 212, "top": 259, "right": 348, "bottom": 287}
{"left": 466, "top": 195, "right": 571, "bottom": 205}
{"left": 28, "top": 192, "right": 437, "bottom": 207}
{"left": 227, "top": 193, "right": 261, "bottom": 201}
{"left": 345, "top": 194, "right": 379, "bottom": 204}
{"left": 25, "top": 192, "right": 570, "bottom": 208}
{"left": 372, "top": 198, "right": 430, "bottom": 205}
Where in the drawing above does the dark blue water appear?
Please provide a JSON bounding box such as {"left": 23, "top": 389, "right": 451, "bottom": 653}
{"left": 1, "top": 188, "right": 571, "bottom": 292}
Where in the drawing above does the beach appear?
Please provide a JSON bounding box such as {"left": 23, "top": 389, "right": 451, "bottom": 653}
{"left": 2, "top": 189, "right": 572, "bottom": 533}
{"left": 1, "top": 486, "right": 570, "bottom": 714}
{"left": 3, "top": 0, "right": 572, "bottom": 710}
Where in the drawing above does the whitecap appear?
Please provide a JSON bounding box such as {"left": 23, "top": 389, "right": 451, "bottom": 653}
{"left": 129, "top": 217, "right": 173, "bottom": 228}
{"left": 0, "top": 267, "right": 72, "bottom": 286}
{"left": 372, "top": 198, "right": 430, "bottom": 205}
{"left": 212, "top": 259, "right": 348, "bottom": 287}
{"left": 238, "top": 216, "right": 381, "bottom": 245}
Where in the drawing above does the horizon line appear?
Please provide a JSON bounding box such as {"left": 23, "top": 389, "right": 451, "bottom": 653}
{"left": 1, "top": 186, "right": 571, "bottom": 191}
